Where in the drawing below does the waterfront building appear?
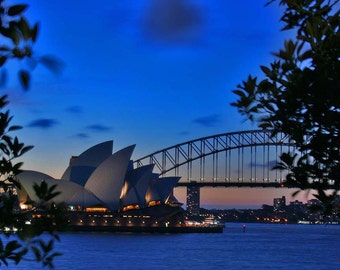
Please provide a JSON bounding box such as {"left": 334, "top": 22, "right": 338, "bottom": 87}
{"left": 307, "top": 199, "right": 322, "bottom": 208}
{"left": 187, "top": 183, "right": 200, "bottom": 216}
{"left": 273, "top": 196, "right": 286, "bottom": 211}
{"left": 15, "top": 141, "right": 185, "bottom": 227}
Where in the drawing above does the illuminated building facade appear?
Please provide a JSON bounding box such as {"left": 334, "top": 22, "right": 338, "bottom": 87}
{"left": 15, "top": 141, "right": 183, "bottom": 221}
{"left": 186, "top": 183, "right": 200, "bottom": 216}
{"left": 273, "top": 196, "right": 286, "bottom": 211}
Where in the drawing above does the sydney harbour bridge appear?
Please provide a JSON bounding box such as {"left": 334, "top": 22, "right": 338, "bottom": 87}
{"left": 134, "top": 129, "right": 299, "bottom": 211}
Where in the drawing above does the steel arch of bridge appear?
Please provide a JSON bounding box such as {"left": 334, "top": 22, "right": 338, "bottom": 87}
{"left": 134, "top": 130, "right": 296, "bottom": 185}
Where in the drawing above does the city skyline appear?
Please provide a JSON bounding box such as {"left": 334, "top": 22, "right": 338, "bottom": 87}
{"left": 4, "top": 0, "right": 310, "bottom": 208}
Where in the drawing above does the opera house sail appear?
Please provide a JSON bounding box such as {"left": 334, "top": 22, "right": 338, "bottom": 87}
{"left": 15, "top": 141, "right": 223, "bottom": 233}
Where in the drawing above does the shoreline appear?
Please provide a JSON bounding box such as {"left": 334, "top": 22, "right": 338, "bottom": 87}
{"left": 68, "top": 224, "right": 224, "bottom": 233}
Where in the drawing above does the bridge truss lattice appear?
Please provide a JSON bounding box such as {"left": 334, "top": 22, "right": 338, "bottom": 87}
{"left": 134, "top": 130, "right": 297, "bottom": 185}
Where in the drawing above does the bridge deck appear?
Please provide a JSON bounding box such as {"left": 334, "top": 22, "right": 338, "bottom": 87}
{"left": 176, "top": 182, "right": 289, "bottom": 188}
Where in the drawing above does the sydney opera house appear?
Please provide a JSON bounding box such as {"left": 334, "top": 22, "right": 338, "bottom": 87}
{"left": 15, "top": 141, "right": 222, "bottom": 232}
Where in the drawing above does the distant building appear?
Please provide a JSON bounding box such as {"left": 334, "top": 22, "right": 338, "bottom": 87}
{"left": 273, "top": 196, "right": 286, "bottom": 211}
{"left": 307, "top": 199, "right": 322, "bottom": 208}
{"left": 187, "top": 183, "right": 200, "bottom": 216}
{"left": 289, "top": 200, "right": 304, "bottom": 209}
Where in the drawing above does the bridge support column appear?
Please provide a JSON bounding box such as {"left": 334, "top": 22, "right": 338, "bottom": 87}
{"left": 186, "top": 182, "right": 200, "bottom": 216}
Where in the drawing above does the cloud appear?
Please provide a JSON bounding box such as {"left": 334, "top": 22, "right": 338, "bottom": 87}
{"left": 86, "top": 124, "right": 111, "bottom": 132}
{"left": 75, "top": 133, "right": 89, "bottom": 139}
{"left": 27, "top": 118, "right": 59, "bottom": 129}
{"left": 66, "top": 106, "right": 82, "bottom": 114}
{"left": 192, "top": 114, "right": 221, "bottom": 127}
{"left": 143, "top": 0, "right": 202, "bottom": 44}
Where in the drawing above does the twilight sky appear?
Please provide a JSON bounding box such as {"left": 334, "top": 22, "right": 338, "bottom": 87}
{"left": 4, "top": 0, "right": 312, "bottom": 208}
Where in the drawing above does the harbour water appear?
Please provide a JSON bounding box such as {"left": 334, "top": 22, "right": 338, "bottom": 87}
{"left": 5, "top": 223, "right": 340, "bottom": 269}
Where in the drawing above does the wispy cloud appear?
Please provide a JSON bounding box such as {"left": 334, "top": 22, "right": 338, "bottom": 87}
{"left": 75, "top": 133, "right": 89, "bottom": 139}
{"left": 192, "top": 114, "right": 221, "bottom": 127}
{"left": 27, "top": 118, "right": 59, "bottom": 129}
{"left": 86, "top": 124, "right": 112, "bottom": 132}
{"left": 66, "top": 106, "right": 82, "bottom": 114}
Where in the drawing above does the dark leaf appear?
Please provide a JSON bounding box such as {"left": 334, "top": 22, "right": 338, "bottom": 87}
{"left": 298, "top": 49, "right": 313, "bottom": 61}
{"left": 31, "top": 246, "right": 41, "bottom": 261}
{"left": 232, "top": 90, "right": 246, "bottom": 98}
{"left": 0, "top": 258, "right": 9, "bottom": 266}
{"left": 18, "top": 17, "right": 31, "bottom": 41}
{"left": 39, "top": 55, "right": 65, "bottom": 74}
{"left": 1, "top": 25, "right": 20, "bottom": 45}
{"left": 0, "top": 56, "right": 7, "bottom": 66}
{"left": 12, "top": 161, "right": 24, "bottom": 172}
{"left": 0, "top": 46, "right": 11, "bottom": 51}
{"left": 19, "top": 145, "right": 34, "bottom": 156}
{"left": 291, "top": 190, "right": 301, "bottom": 197}
{"left": 18, "top": 70, "right": 30, "bottom": 90}
{"left": 8, "top": 125, "right": 22, "bottom": 132}
{"left": 7, "top": 5, "right": 28, "bottom": 16}
{"left": 5, "top": 240, "right": 21, "bottom": 252}
{"left": 260, "top": 65, "right": 272, "bottom": 77}
{"left": 31, "top": 23, "right": 39, "bottom": 42}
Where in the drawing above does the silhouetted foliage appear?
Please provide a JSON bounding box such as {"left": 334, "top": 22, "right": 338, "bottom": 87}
{"left": 0, "top": 0, "right": 63, "bottom": 89}
{"left": 232, "top": 0, "right": 340, "bottom": 218}
{"left": 0, "top": 95, "right": 67, "bottom": 268}
{"left": 1, "top": 0, "right": 65, "bottom": 268}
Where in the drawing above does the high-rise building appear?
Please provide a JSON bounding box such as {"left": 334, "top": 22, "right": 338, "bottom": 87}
{"left": 186, "top": 183, "right": 200, "bottom": 216}
{"left": 273, "top": 196, "right": 286, "bottom": 211}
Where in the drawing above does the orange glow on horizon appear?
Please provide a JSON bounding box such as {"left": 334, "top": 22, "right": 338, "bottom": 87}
{"left": 174, "top": 187, "right": 315, "bottom": 209}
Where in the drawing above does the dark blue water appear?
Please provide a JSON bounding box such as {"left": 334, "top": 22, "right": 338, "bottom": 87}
{"left": 5, "top": 223, "right": 340, "bottom": 269}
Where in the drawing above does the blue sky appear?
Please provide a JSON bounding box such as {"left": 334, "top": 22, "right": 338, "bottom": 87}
{"left": 4, "top": 0, "right": 310, "bottom": 208}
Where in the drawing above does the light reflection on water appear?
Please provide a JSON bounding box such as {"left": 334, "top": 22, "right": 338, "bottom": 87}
{"left": 5, "top": 223, "right": 340, "bottom": 270}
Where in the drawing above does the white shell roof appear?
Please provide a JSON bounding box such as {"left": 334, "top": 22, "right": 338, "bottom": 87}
{"left": 61, "top": 140, "right": 113, "bottom": 186}
{"left": 16, "top": 170, "right": 55, "bottom": 204}
{"left": 85, "top": 145, "right": 135, "bottom": 211}
{"left": 17, "top": 170, "right": 102, "bottom": 206}
{"left": 145, "top": 176, "right": 181, "bottom": 203}
{"left": 121, "top": 164, "right": 154, "bottom": 207}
